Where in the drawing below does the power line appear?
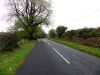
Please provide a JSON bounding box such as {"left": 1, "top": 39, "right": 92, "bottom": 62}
{"left": 68, "top": 8, "right": 100, "bottom": 24}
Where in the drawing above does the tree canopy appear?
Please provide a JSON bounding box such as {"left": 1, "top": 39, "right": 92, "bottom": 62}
{"left": 8, "top": 0, "right": 51, "bottom": 40}
{"left": 56, "top": 26, "right": 67, "bottom": 38}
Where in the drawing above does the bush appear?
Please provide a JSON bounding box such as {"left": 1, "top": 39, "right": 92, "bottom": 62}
{"left": 0, "top": 32, "right": 19, "bottom": 51}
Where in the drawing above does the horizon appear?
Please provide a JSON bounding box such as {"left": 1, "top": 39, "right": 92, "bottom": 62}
{"left": 0, "top": 0, "right": 100, "bottom": 33}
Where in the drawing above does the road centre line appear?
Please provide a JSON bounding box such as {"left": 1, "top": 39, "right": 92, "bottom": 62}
{"left": 43, "top": 40, "right": 70, "bottom": 64}
{"left": 53, "top": 47, "right": 70, "bottom": 64}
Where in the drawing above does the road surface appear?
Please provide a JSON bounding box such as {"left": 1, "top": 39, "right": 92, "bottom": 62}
{"left": 16, "top": 39, "right": 100, "bottom": 75}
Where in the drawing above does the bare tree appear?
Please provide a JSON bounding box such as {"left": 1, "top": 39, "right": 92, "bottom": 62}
{"left": 7, "top": 0, "right": 51, "bottom": 39}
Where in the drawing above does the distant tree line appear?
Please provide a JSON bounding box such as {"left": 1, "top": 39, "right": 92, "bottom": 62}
{"left": 49, "top": 26, "right": 100, "bottom": 47}
{"left": 49, "top": 26, "right": 67, "bottom": 38}
{"left": 49, "top": 26, "right": 100, "bottom": 39}
{"left": 66, "top": 27, "right": 100, "bottom": 39}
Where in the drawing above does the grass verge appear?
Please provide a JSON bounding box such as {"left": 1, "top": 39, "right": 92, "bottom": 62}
{"left": 50, "top": 38, "right": 100, "bottom": 57}
{"left": 0, "top": 40, "right": 36, "bottom": 75}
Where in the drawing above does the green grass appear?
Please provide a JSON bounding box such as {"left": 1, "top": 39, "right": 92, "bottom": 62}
{"left": 0, "top": 40, "right": 36, "bottom": 75}
{"left": 50, "top": 38, "right": 100, "bottom": 57}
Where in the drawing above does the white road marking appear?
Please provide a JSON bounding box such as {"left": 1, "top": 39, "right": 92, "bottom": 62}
{"left": 53, "top": 48, "right": 70, "bottom": 64}
{"left": 43, "top": 39, "right": 70, "bottom": 64}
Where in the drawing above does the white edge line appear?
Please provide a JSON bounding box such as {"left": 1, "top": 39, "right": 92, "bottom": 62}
{"left": 53, "top": 48, "right": 70, "bottom": 64}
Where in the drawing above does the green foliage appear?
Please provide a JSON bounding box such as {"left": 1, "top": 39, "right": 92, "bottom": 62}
{"left": 0, "top": 41, "right": 36, "bottom": 75}
{"left": 34, "top": 27, "right": 47, "bottom": 38}
{"left": 78, "top": 28, "right": 94, "bottom": 38}
{"left": 8, "top": 0, "right": 51, "bottom": 40}
{"left": 0, "top": 33, "right": 19, "bottom": 52}
{"left": 66, "top": 27, "right": 100, "bottom": 39}
{"left": 10, "top": 18, "right": 48, "bottom": 40}
{"left": 77, "top": 28, "right": 100, "bottom": 38}
{"left": 66, "top": 30, "right": 76, "bottom": 39}
{"left": 39, "top": 31, "right": 47, "bottom": 38}
{"left": 56, "top": 26, "right": 67, "bottom": 38}
{"left": 15, "top": 31, "right": 27, "bottom": 40}
{"left": 49, "top": 29, "right": 57, "bottom": 38}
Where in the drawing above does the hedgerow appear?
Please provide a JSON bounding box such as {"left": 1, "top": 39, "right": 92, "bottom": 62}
{"left": 0, "top": 32, "right": 19, "bottom": 51}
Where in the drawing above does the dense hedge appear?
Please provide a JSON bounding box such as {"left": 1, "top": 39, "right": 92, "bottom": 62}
{"left": 65, "top": 28, "right": 100, "bottom": 48}
{"left": 66, "top": 27, "right": 100, "bottom": 39}
{"left": 0, "top": 32, "right": 19, "bottom": 51}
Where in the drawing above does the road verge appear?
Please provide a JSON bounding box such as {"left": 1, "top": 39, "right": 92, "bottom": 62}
{"left": 50, "top": 38, "right": 100, "bottom": 57}
{"left": 0, "top": 40, "right": 36, "bottom": 75}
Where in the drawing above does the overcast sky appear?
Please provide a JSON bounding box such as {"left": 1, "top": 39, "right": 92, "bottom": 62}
{"left": 0, "top": 0, "right": 100, "bottom": 33}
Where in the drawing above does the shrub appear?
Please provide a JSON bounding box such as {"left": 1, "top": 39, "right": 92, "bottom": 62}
{"left": 0, "top": 32, "right": 19, "bottom": 51}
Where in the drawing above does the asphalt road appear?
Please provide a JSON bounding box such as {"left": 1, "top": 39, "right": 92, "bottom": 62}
{"left": 16, "top": 39, "right": 100, "bottom": 75}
